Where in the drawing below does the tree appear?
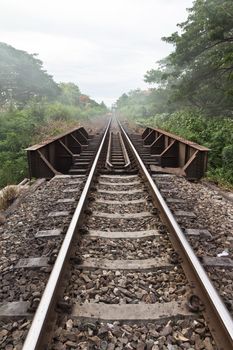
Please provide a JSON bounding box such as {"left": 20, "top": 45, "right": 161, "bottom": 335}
{"left": 0, "top": 42, "right": 60, "bottom": 108}
{"left": 58, "top": 82, "right": 81, "bottom": 106}
{"left": 100, "top": 101, "right": 107, "bottom": 109}
{"left": 145, "top": 0, "right": 233, "bottom": 116}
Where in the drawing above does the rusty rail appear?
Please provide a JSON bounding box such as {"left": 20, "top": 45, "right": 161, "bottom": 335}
{"left": 105, "top": 131, "right": 113, "bottom": 170}
{"left": 118, "top": 131, "right": 131, "bottom": 169}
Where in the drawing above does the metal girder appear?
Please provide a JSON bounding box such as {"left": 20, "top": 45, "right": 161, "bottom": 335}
{"left": 142, "top": 127, "right": 209, "bottom": 179}
{"left": 26, "top": 127, "right": 90, "bottom": 179}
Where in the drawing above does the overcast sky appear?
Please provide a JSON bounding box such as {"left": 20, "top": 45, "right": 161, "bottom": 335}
{"left": 0, "top": 0, "right": 193, "bottom": 106}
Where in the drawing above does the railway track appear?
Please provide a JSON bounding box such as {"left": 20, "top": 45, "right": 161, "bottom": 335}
{"left": 0, "top": 118, "right": 233, "bottom": 350}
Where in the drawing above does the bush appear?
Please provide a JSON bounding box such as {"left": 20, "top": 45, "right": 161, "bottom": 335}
{"left": 0, "top": 154, "right": 28, "bottom": 188}
{"left": 222, "top": 145, "right": 233, "bottom": 168}
{"left": 45, "top": 102, "right": 81, "bottom": 121}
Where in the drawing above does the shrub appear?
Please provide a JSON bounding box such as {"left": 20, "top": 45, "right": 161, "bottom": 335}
{"left": 222, "top": 145, "right": 233, "bottom": 168}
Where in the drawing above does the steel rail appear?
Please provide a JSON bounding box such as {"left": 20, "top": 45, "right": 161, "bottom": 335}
{"left": 106, "top": 131, "right": 113, "bottom": 169}
{"left": 22, "top": 118, "right": 111, "bottom": 350}
{"left": 119, "top": 120, "right": 233, "bottom": 349}
{"left": 118, "top": 131, "right": 131, "bottom": 169}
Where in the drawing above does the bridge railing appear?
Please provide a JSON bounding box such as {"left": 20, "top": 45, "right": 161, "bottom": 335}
{"left": 142, "top": 127, "right": 210, "bottom": 179}
{"left": 26, "top": 127, "right": 89, "bottom": 178}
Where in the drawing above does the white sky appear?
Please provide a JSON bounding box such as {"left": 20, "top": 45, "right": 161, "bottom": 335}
{"left": 0, "top": 0, "right": 193, "bottom": 106}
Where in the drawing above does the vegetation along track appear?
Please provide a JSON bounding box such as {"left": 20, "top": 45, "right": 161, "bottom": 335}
{"left": 0, "top": 118, "right": 232, "bottom": 350}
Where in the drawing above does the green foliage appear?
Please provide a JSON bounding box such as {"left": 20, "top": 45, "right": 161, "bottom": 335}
{"left": 0, "top": 42, "right": 60, "bottom": 108}
{"left": 0, "top": 154, "right": 27, "bottom": 187}
{"left": 145, "top": 0, "right": 233, "bottom": 116}
{"left": 222, "top": 145, "right": 233, "bottom": 168}
{"left": 0, "top": 107, "right": 37, "bottom": 188}
{"left": 116, "top": 89, "right": 157, "bottom": 120}
{"left": 45, "top": 102, "right": 79, "bottom": 121}
{"left": 58, "top": 83, "right": 81, "bottom": 106}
